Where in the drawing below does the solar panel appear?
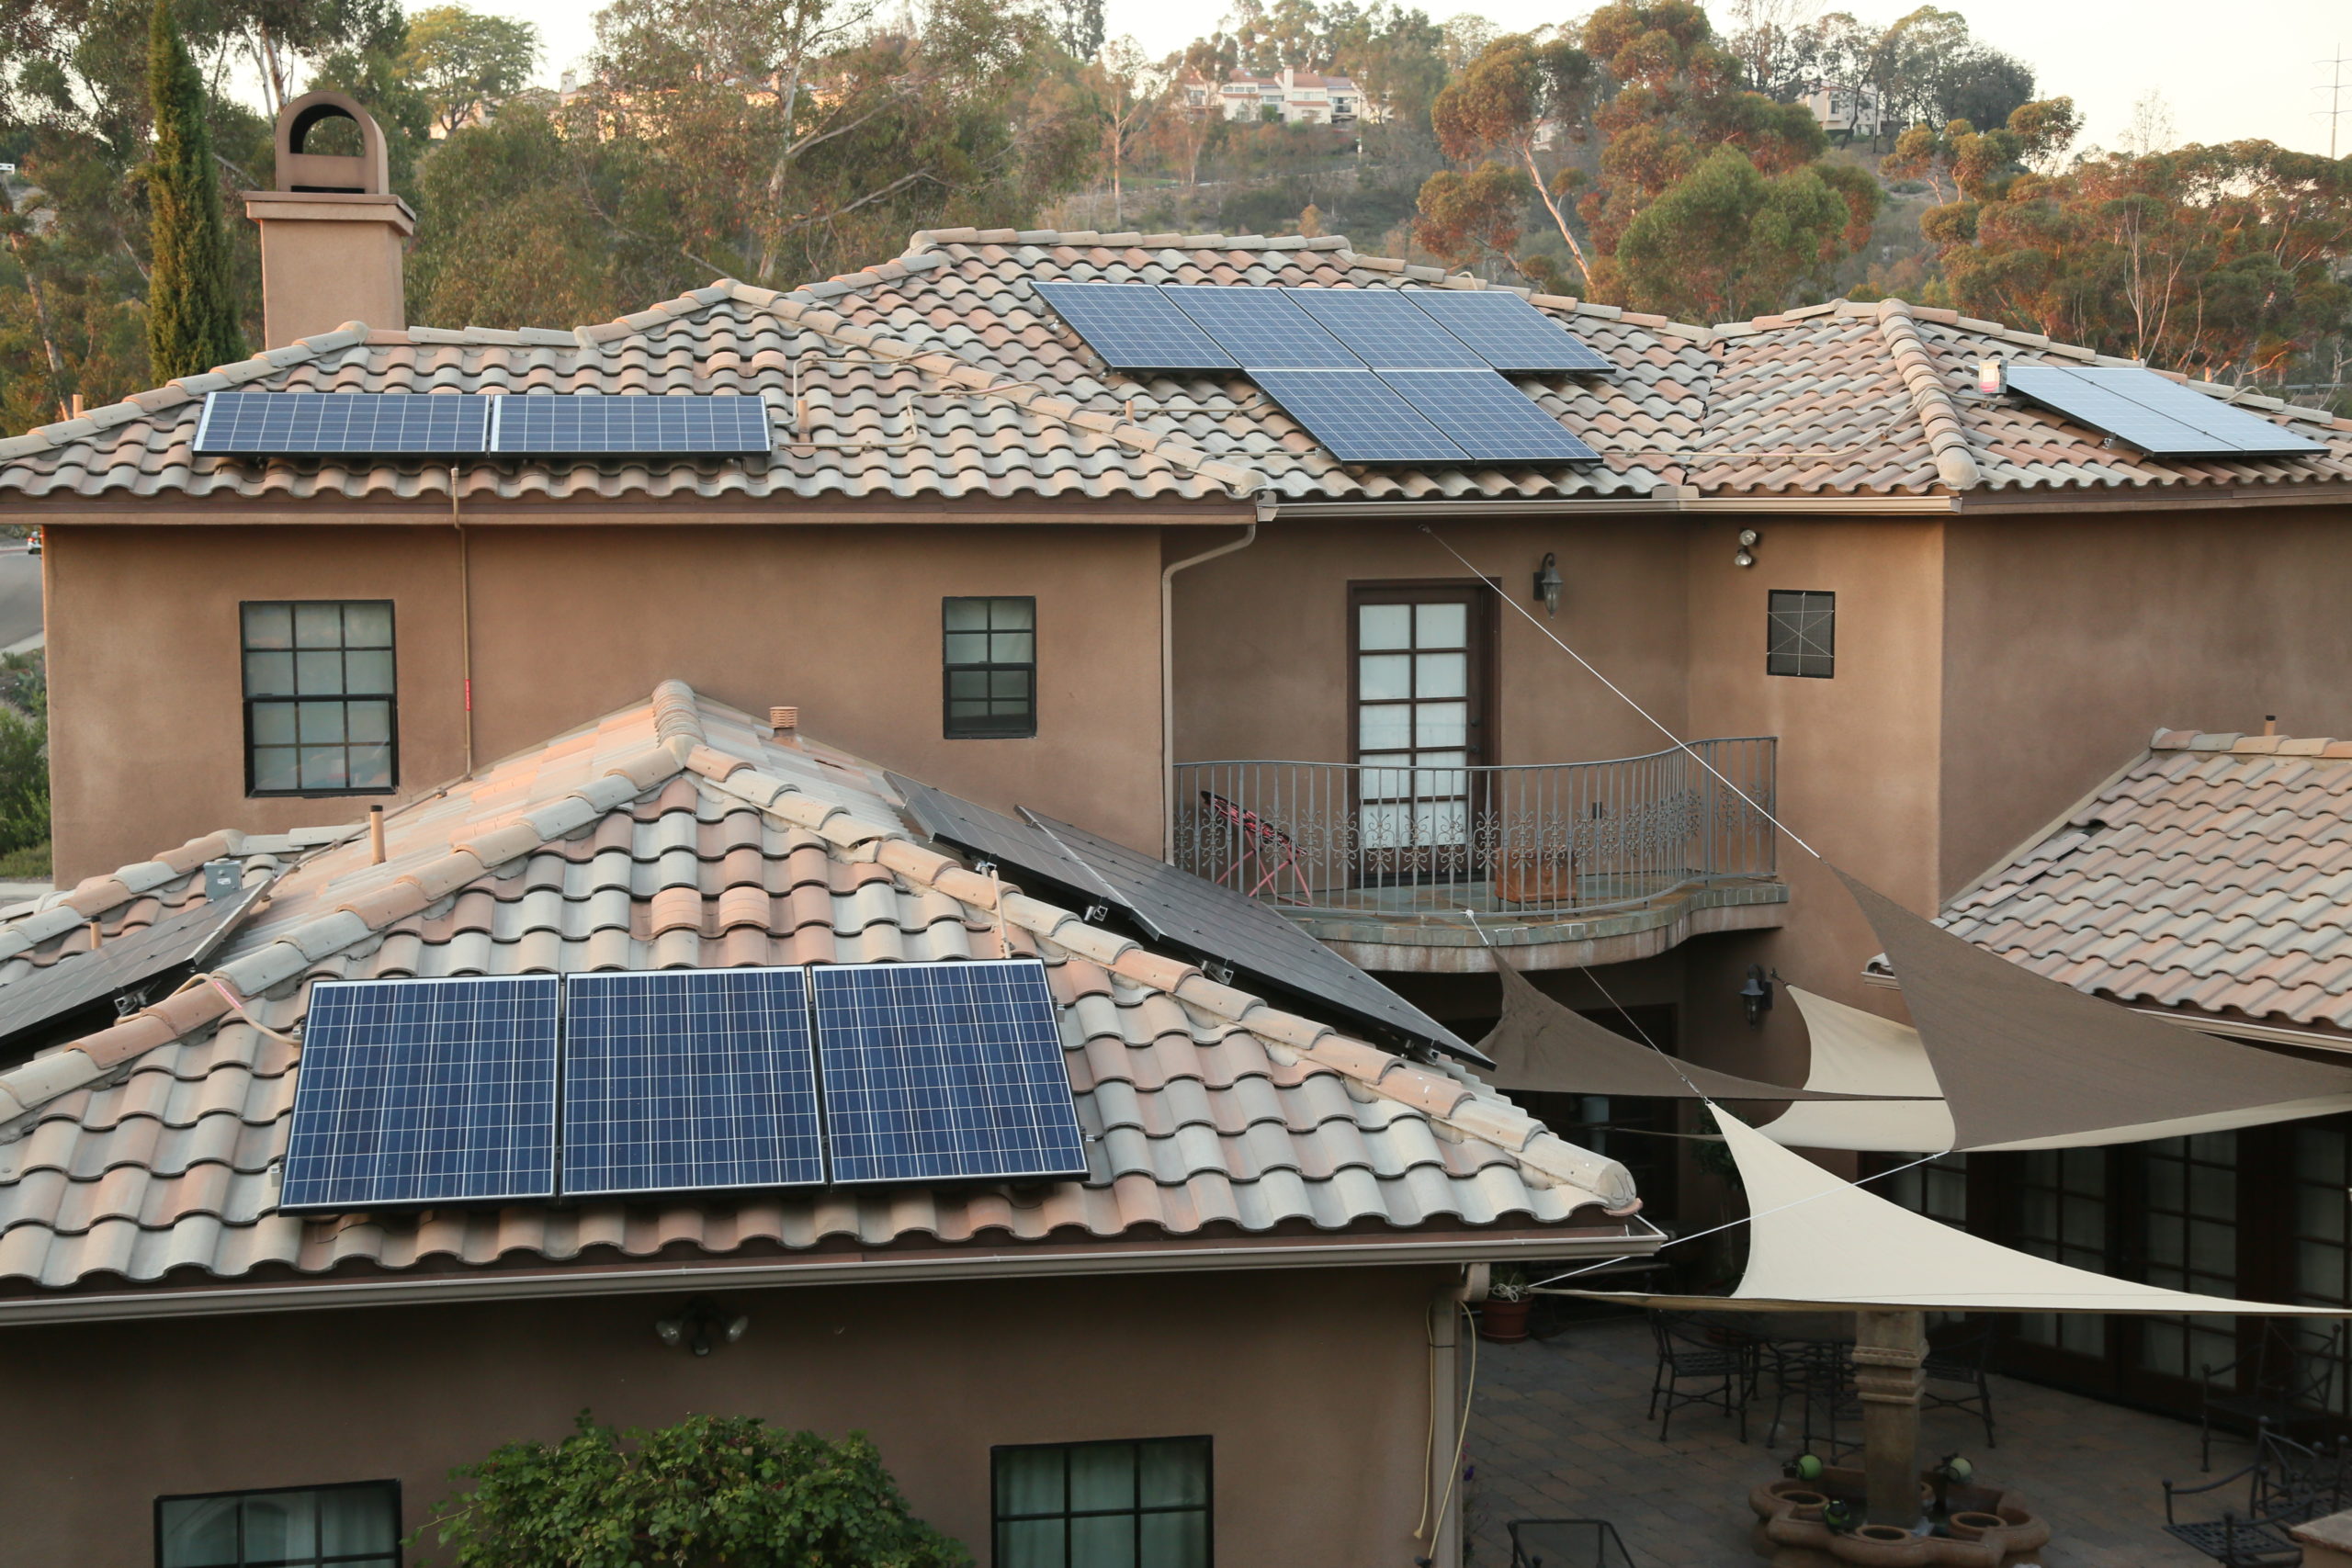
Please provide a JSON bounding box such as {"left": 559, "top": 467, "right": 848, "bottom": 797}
{"left": 1250, "top": 369, "right": 1470, "bottom": 462}
{"left": 1281, "top": 288, "right": 1487, "bottom": 368}
{"left": 1161, "top": 286, "right": 1364, "bottom": 368}
{"left": 279, "top": 976, "right": 559, "bottom": 1211}
{"left": 2006, "top": 365, "right": 2330, "bottom": 458}
{"left": 1401, "top": 289, "right": 1614, "bottom": 373}
{"left": 560, "top": 968, "right": 824, "bottom": 1197}
{"left": 194, "top": 392, "right": 489, "bottom": 456}
{"left": 488, "top": 394, "right": 772, "bottom": 456}
{"left": 810, "top": 960, "right": 1089, "bottom": 1185}
{"left": 1379, "top": 370, "right": 1603, "bottom": 463}
{"left": 0, "top": 882, "right": 268, "bottom": 1051}
{"left": 1032, "top": 282, "right": 1238, "bottom": 371}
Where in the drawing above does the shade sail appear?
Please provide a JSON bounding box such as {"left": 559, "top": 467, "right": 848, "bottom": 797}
{"left": 1837, "top": 868, "right": 2352, "bottom": 1151}
{"left": 1583, "top": 1108, "right": 2349, "bottom": 1315}
{"left": 1758, "top": 987, "right": 1957, "bottom": 1152}
{"left": 1478, "top": 963, "right": 1848, "bottom": 1100}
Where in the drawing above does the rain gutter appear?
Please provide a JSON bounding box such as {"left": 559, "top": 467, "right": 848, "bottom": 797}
{"left": 1258, "top": 491, "right": 1958, "bottom": 520}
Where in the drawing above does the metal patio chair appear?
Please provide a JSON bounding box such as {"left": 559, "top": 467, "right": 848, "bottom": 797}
{"left": 2164, "top": 1420, "right": 2352, "bottom": 1566}
{"left": 1647, "top": 1311, "right": 1752, "bottom": 1442}
{"left": 1764, "top": 1337, "right": 1859, "bottom": 1458}
{"left": 1922, "top": 1325, "right": 1997, "bottom": 1449}
{"left": 1196, "top": 790, "right": 1314, "bottom": 903}
{"left": 2200, "top": 1323, "right": 2346, "bottom": 1472}
{"left": 1507, "top": 1517, "right": 1639, "bottom": 1567}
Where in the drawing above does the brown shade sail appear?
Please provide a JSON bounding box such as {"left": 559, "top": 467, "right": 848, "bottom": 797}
{"left": 1477, "top": 962, "right": 1852, "bottom": 1100}
{"left": 1837, "top": 867, "right": 2352, "bottom": 1151}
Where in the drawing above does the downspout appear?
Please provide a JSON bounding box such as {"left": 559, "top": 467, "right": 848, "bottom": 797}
{"left": 1159, "top": 501, "right": 1268, "bottom": 858}
{"left": 1416, "top": 1269, "right": 1483, "bottom": 1567}
{"left": 449, "top": 467, "right": 474, "bottom": 776}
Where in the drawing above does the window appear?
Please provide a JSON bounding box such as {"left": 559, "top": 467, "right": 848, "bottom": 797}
{"left": 242, "top": 601, "right": 396, "bottom": 795}
{"left": 2139, "top": 1133, "right": 2241, "bottom": 1382}
{"left": 943, "top": 596, "right": 1035, "bottom": 739}
{"left": 1766, "top": 590, "right": 1835, "bottom": 678}
{"left": 156, "top": 1480, "right": 400, "bottom": 1567}
{"left": 993, "top": 1436, "right": 1210, "bottom": 1568}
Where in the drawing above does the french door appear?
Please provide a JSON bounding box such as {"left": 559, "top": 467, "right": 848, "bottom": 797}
{"left": 1350, "top": 584, "right": 1492, "bottom": 883}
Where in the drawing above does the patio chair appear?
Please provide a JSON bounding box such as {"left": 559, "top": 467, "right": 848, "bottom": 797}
{"left": 1922, "top": 1325, "right": 1997, "bottom": 1449}
{"left": 1646, "top": 1311, "right": 1751, "bottom": 1442}
{"left": 2200, "top": 1323, "right": 2346, "bottom": 1471}
{"left": 2164, "top": 1420, "right": 2345, "bottom": 1566}
{"left": 1507, "top": 1517, "right": 1639, "bottom": 1567}
{"left": 1764, "top": 1337, "right": 1859, "bottom": 1458}
{"left": 1196, "top": 790, "right": 1314, "bottom": 904}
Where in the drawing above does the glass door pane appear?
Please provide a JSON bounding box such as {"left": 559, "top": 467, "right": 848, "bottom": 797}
{"left": 2010, "top": 1148, "right": 2109, "bottom": 1358}
{"left": 1353, "top": 590, "right": 1484, "bottom": 888}
{"left": 2140, "top": 1134, "right": 2238, "bottom": 1381}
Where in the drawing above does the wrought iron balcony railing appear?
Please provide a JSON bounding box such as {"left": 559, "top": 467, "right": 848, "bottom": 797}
{"left": 1170, "top": 739, "right": 1777, "bottom": 919}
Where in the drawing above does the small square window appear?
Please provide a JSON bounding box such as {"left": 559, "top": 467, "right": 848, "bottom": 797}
{"left": 943, "top": 596, "right": 1036, "bottom": 739}
{"left": 993, "top": 1438, "right": 1211, "bottom": 1568}
{"left": 1767, "top": 590, "right": 1835, "bottom": 679}
{"left": 156, "top": 1480, "right": 401, "bottom": 1567}
{"left": 242, "top": 601, "right": 397, "bottom": 795}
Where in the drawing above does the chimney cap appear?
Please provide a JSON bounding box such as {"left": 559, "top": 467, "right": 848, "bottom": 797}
{"left": 275, "top": 89, "right": 391, "bottom": 197}
{"left": 770, "top": 705, "right": 799, "bottom": 738}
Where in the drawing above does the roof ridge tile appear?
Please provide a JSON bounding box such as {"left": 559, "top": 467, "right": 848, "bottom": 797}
{"left": 1875, "top": 298, "right": 1982, "bottom": 490}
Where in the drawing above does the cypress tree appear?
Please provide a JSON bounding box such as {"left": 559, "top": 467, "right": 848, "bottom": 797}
{"left": 146, "top": 0, "right": 243, "bottom": 379}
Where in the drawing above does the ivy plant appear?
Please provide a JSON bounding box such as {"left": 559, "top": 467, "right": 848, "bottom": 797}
{"left": 416, "top": 1411, "right": 971, "bottom": 1567}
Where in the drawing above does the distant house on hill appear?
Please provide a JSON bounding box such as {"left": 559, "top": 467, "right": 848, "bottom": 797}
{"left": 1803, "top": 78, "right": 1883, "bottom": 141}
{"left": 1184, "top": 66, "right": 1373, "bottom": 126}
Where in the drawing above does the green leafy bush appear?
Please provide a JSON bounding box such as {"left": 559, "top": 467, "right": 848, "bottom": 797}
{"left": 0, "top": 651, "right": 47, "bottom": 863}
{"left": 419, "top": 1411, "right": 970, "bottom": 1568}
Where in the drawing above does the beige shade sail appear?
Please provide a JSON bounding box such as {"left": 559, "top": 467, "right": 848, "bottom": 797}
{"left": 1580, "top": 1108, "right": 2351, "bottom": 1315}
{"left": 1757, "top": 987, "right": 1956, "bottom": 1152}
{"left": 1837, "top": 868, "right": 2352, "bottom": 1152}
{"left": 1477, "top": 962, "right": 1855, "bottom": 1100}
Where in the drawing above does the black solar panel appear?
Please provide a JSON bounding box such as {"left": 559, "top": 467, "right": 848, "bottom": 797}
{"left": 810, "top": 960, "right": 1089, "bottom": 1185}
{"left": 1250, "top": 369, "right": 1470, "bottom": 462}
{"left": 2006, "top": 365, "right": 2329, "bottom": 458}
{"left": 0, "top": 882, "right": 269, "bottom": 1050}
{"left": 488, "top": 394, "right": 772, "bottom": 456}
{"left": 1032, "top": 282, "right": 1238, "bottom": 371}
{"left": 1379, "top": 370, "right": 1602, "bottom": 463}
{"left": 195, "top": 392, "right": 489, "bottom": 455}
{"left": 1162, "top": 286, "right": 1364, "bottom": 368}
{"left": 1281, "top": 288, "right": 1487, "bottom": 368}
{"left": 280, "top": 976, "right": 560, "bottom": 1211}
{"left": 560, "top": 968, "right": 825, "bottom": 1196}
{"left": 1401, "top": 289, "right": 1614, "bottom": 373}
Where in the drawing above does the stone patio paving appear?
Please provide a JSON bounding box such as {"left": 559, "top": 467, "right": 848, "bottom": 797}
{"left": 1463, "top": 1313, "right": 2233, "bottom": 1567}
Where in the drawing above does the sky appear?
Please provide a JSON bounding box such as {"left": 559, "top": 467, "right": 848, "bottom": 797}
{"left": 454, "top": 0, "right": 2352, "bottom": 161}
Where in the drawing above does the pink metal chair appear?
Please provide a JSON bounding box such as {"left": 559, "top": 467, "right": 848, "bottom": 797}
{"left": 1199, "top": 791, "right": 1314, "bottom": 904}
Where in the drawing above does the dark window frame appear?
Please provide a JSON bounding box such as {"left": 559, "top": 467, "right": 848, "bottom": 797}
{"left": 990, "top": 1434, "right": 1213, "bottom": 1567}
{"left": 240, "top": 599, "right": 400, "bottom": 797}
{"left": 942, "top": 595, "right": 1037, "bottom": 739}
{"left": 1766, "top": 589, "right": 1836, "bottom": 679}
{"left": 153, "top": 1478, "right": 402, "bottom": 1568}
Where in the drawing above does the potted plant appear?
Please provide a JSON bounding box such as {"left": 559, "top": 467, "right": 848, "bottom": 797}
{"left": 1479, "top": 1269, "right": 1533, "bottom": 1342}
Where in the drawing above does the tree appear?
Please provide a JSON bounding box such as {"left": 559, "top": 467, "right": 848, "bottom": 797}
{"left": 1089, "top": 36, "right": 1165, "bottom": 226}
{"left": 1052, "top": 0, "right": 1104, "bottom": 60}
{"left": 1413, "top": 159, "right": 1537, "bottom": 280}
{"left": 145, "top": 0, "right": 243, "bottom": 379}
{"left": 420, "top": 1411, "right": 968, "bottom": 1567}
{"left": 397, "top": 6, "right": 538, "bottom": 138}
{"left": 1615, "top": 142, "right": 1851, "bottom": 319}
{"left": 1429, "top": 32, "right": 1598, "bottom": 289}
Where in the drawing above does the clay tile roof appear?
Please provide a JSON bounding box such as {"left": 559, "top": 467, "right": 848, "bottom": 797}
{"left": 1933, "top": 729, "right": 2352, "bottom": 1034}
{"left": 0, "top": 682, "right": 1639, "bottom": 1303}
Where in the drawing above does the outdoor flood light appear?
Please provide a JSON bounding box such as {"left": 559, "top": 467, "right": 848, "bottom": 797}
{"left": 1533, "top": 552, "right": 1563, "bottom": 616}
{"left": 654, "top": 1297, "right": 751, "bottom": 1356}
{"left": 1740, "top": 964, "right": 1775, "bottom": 1028}
{"left": 1735, "top": 527, "right": 1760, "bottom": 568}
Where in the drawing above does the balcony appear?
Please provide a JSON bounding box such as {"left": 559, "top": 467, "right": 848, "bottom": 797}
{"left": 1170, "top": 739, "right": 1788, "bottom": 972}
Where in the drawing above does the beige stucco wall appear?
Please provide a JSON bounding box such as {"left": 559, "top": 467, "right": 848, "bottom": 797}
{"left": 48, "top": 523, "right": 1168, "bottom": 881}
{"left": 0, "top": 1267, "right": 1448, "bottom": 1567}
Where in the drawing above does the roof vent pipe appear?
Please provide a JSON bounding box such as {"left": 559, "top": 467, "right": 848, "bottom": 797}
{"left": 368, "top": 805, "right": 387, "bottom": 864}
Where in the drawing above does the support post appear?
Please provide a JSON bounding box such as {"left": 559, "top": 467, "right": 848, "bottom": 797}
{"left": 1851, "top": 1310, "right": 1926, "bottom": 1529}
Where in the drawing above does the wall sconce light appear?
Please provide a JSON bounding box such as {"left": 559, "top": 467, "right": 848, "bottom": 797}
{"left": 654, "top": 1296, "right": 751, "bottom": 1356}
{"left": 1739, "top": 964, "right": 1776, "bottom": 1029}
{"left": 1734, "top": 528, "right": 1760, "bottom": 569}
{"left": 1532, "top": 553, "right": 1564, "bottom": 617}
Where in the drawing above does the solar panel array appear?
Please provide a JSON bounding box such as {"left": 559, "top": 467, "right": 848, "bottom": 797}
{"left": 812, "top": 961, "right": 1089, "bottom": 1184}
{"left": 1035, "top": 282, "right": 1610, "bottom": 464}
{"left": 560, "top": 968, "right": 824, "bottom": 1196}
{"left": 280, "top": 976, "right": 560, "bottom": 1211}
{"left": 193, "top": 392, "right": 773, "bottom": 457}
{"left": 490, "top": 394, "right": 772, "bottom": 456}
{"left": 0, "top": 881, "right": 269, "bottom": 1051}
{"left": 2005, "top": 365, "right": 2330, "bottom": 459}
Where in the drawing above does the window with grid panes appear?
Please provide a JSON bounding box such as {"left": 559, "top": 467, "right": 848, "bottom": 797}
{"left": 943, "top": 597, "right": 1036, "bottom": 739}
{"left": 1882, "top": 1151, "right": 1968, "bottom": 1229}
{"left": 2293, "top": 1122, "right": 2352, "bottom": 1413}
{"left": 1766, "top": 590, "right": 1835, "bottom": 678}
{"left": 2139, "top": 1133, "right": 2241, "bottom": 1382}
{"left": 993, "top": 1436, "right": 1210, "bottom": 1568}
{"left": 1355, "top": 597, "right": 1475, "bottom": 856}
{"left": 2009, "top": 1148, "right": 2109, "bottom": 1358}
{"left": 156, "top": 1480, "right": 399, "bottom": 1567}
{"left": 241, "top": 602, "right": 396, "bottom": 795}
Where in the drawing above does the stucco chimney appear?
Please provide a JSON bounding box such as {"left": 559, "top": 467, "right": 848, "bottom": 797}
{"left": 242, "top": 91, "right": 413, "bottom": 348}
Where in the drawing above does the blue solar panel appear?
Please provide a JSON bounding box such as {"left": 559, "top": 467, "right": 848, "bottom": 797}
{"left": 195, "top": 392, "right": 489, "bottom": 456}
{"left": 560, "top": 968, "right": 825, "bottom": 1196}
{"left": 1282, "top": 288, "right": 1487, "bottom": 368}
{"left": 1034, "top": 282, "right": 1237, "bottom": 370}
{"left": 2006, "top": 365, "right": 2329, "bottom": 458}
{"left": 1400, "top": 289, "right": 1614, "bottom": 373}
{"left": 1162, "top": 286, "right": 1364, "bottom": 368}
{"left": 1379, "top": 370, "right": 1602, "bottom": 463}
{"left": 1250, "top": 369, "right": 1471, "bottom": 463}
{"left": 488, "top": 394, "right": 772, "bottom": 455}
{"left": 280, "top": 976, "right": 559, "bottom": 1211}
{"left": 811, "top": 960, "right": 1089, "bottom": 1185}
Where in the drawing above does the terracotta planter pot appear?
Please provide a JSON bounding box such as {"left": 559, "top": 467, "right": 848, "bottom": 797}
{"left": 1941, "top": 1513, "right": 2006, "bottom": 1542}
{"left": 1478, "top": 1299, "right": 1532, "bottom": 1342}
{"left": 1780, "top": 1488, "right": 1829, "bottom": 1521}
